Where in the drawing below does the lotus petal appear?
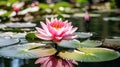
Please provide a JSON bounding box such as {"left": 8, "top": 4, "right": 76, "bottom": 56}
{"left": 58, "top": 48, "right": 120, "bottom": 62}
{"left": 0, "top": 37, "right": 19, "bottom": 47}
{"left": 58, "top": 39, "right": 101, "bottom": 48}
{"left": 0, "top": 43, "right": 56, "bottom": 59}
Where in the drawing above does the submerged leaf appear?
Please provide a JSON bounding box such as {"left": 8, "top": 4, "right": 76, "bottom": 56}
{"left": 103, "top": 39, "right": 120, "bottom": 49}
{"left": 58, "top": 39, "right": 101, "bottom": 48}
{"left": 0, "top": 43, "right": 56, "bottom": 59}
{"left": 58, "top": 48, "right": 120, "bottom": 62}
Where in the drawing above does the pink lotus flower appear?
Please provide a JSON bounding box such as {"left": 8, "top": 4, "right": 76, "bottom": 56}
{"left": 84, "top": 11, "right": 90, "bottom": 22}
{"left": 31, "top": 1, "right": 39, "bottom": 7}
{"left": 35, "top": 18, "right": 77, "bottom": 43}
{"left": 35, "top": 55, "right": 77, "bottom": 67}
{"left": 13, "top": 6, "right": 20, "bottom": 12}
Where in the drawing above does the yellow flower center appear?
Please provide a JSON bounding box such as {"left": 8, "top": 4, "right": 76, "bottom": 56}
{"left": 50, "top": 22, "right": 64, "bottom": 29}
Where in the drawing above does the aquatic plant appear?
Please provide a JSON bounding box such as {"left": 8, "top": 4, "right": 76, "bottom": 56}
{"left": 34, "top": 18, "right": 120, "bottom": 67}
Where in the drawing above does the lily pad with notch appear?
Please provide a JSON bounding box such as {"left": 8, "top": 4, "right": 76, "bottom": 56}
{"left": 0, "top": 43, "right": 56, "bottom": 59}
{"left": 58, "top": 39, "right": 102, "bottom": 48}
{"left": 58, "top": 48, "right": 120, "bottom": 62}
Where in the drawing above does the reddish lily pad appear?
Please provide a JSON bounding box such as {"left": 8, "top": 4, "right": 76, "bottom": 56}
{"left": 103, "top": 39, "right": 120, "bottom": 49}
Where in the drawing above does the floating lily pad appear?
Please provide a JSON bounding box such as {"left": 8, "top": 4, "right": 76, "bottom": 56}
{"left": 0, "top": 32, "right": 26, "bottom": 38}
{"left": 74, "top": 32, "right": 93, "bottom": 38}
{"left": 81, "top": 39, "right": 102, "bottom": 47}
{"left": 5, "top": 22, "right": 36, "bottom": 28}
{"left": 113, "top": 36, "right": 120, "bottom": 39}
{"left": 103, "top": 39, "right": 120, "bottom": 49}
{"left": 0, "top": 10, "right": 7, "bottom": 16}
{"left": 19, "top": 6, "right": 39, "bottom": 15}
{"left": 43, "top": 14, "right": 71, "bottom": 18}
{"left": 25, "top": 32, "right": 42, "bottom": 42}
{"left": 73, "top": 13, "right": 101, "bottom": 17}
{"left": 0, "top": 37, "right": 19, "bottom": 47}
{"left": 58, "top": 39, "right": 101, "bottom": 48}
{"left": 0, "top": 43, "right": 56, "bottom": 59}
{"left": 93, "top": 9, "right": 118, "bottom": 13}
{"left": 0, "top": 24, "right": 7, "bottom": 29}
{"left": 58, "top": 48, "right": 120, "bottom": 62}
{"left": 103, "top": 17, "right": 120, "bottom": 21}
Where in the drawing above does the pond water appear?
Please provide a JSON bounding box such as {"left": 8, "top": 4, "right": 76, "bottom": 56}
{"left": 0, "top": 12, "right": 120, "bottom": 67}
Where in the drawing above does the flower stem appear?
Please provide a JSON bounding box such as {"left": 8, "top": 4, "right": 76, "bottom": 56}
{"left": 54, "top": 43, "right": 59, "bottom": 56}
{"left": 55, "top": 43, "right": 58, "bottom": 50}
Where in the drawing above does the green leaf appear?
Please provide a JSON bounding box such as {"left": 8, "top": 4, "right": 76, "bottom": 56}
{"left": 54, "top": 2, "right": 72, "bottom": 8}
{"left": 58, "top": 48, "right": 120, "bottom": 62}
{"left": 25, "top": 32, "right": 41, "bottom": 42}
{"left": 0, "top": 43, "right": 56, "bottom": 59}
{"left": 76, "top": 0, "right": 88, "bottom": 4}
{"left": 7, "top": 0, "right": 18, "bottom": 4}
{"left": 1, "top": 11, "right": 12, "bottom": 17}
{"left": 38, "top": 3, "right": 50, "bottom": 9}
{"left": 81, "top": 39, "right": 102, "bottom": 47}
{"left": 25, "top": 32, "right": 36, "bottom": 39}
{"left": 58, "top": 39, "right": 81, "bottom": 48}
{"left": 57, "top": 14, "right": 65, "bottom": 21}
{"left": 58, "top": 39, "right": 101, "bottom": 48}
{"left": 74, "top": 32, "right": 93, "bottom": 38}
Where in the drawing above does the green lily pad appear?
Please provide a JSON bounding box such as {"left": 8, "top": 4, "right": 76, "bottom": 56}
{"left": 5, "top": 22, "right": 36, "bottom": 28}
{"left": 103, "top": 39, "right": 120, "bottom": 49}
{"left": 58, "top": 39, "right": 101, "bottom": 48}
{"left": 54, "top": 2, "right": 72, "bottom": 8}
{"left": 38, "top": 3, "right": 50, "bottom": 9}
{"left": 25, "top": 32, "right": 42, "bottom": 42}
{"left": 0, "top": 37, "right": 19, "bottom": 47}
{"left": 58, "top": 48, "right": 120, "bottom": 62}
{"left": 74, "top": 32, "right": 93, "bottom": 38}
{"left": 0, "top": 43, "right": 56, "bottom": 59}
{"left": 73, "top": 13, "right": 101, "bottom": 18}
{"left": 25, "top": 32, "right": 37, "bottom": 39}
{"left": 81, "top": 39, "right": 102, "bottom": 47}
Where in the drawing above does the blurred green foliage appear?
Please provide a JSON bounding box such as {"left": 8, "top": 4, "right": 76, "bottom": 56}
{"left": 76, "top": 0, "right": 88, "bottom": 5}
{"left": 110, "top": 0, "right": 117, "bottom": 9}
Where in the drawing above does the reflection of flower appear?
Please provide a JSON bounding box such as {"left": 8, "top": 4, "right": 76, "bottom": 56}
{"left": 35, "top": 18, "right": 77, "bottom": 43}
{"left": 35, "top": 55, "right": 77, "bottom": 67}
